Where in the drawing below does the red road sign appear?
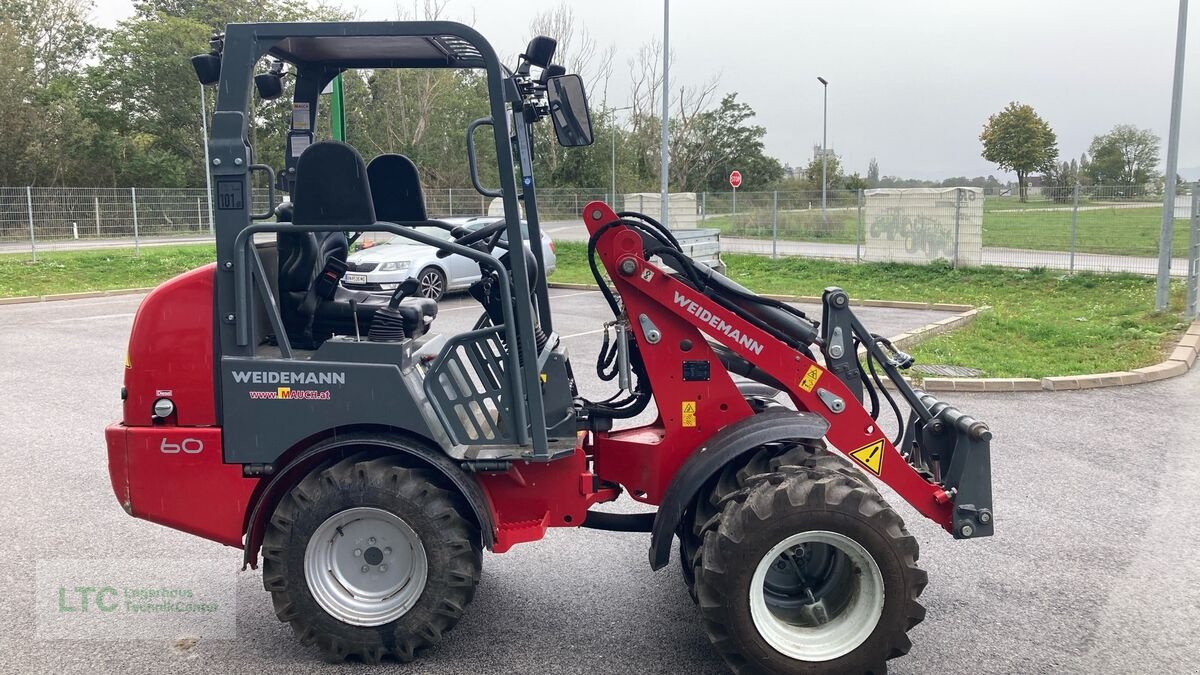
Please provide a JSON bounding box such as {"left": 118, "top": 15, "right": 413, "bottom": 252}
{"left": 729, "top": 170, "right": 742, "bottom": 188}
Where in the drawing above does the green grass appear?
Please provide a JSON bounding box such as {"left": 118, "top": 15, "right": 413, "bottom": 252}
{"left": 2, "top": 242, "right": 1185, "bottom": 380}
{"left": 550, "top": 242, "right": 1188, "bottom": 378}
{"left": 983, "top": 205, "right": 1185, "bottom": 256}
{"left": 700, "top": 211, "right": 859, "bottom": 244}
{"left": 698, "top": 200, "right": 1182, "bottom": 257}
{"left": 0, "top": 245, "right": 216, "bottom": 298}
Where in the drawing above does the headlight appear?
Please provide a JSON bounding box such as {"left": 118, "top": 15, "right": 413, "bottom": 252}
{"left": 378, "top": 261, "right": 411, "bottom": 272}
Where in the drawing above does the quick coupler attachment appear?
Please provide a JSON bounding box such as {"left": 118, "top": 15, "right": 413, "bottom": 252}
{"left": 916, "top": 391, "right": 994, "bottom": 539}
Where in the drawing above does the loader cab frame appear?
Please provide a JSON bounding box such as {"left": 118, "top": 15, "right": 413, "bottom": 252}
{"left": 202, "top": 22, "right": 589, "bottom": 461}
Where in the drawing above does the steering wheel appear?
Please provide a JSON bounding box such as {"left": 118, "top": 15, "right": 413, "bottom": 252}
{"left": 436, "top": 219, "right": 510, "bottom": 258}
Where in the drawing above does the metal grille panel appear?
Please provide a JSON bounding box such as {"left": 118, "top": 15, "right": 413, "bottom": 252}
{"left": 424, "top": 326, "right": 515, "bottom": 445}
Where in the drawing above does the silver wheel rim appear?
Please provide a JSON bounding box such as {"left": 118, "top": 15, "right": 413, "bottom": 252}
{"left": 418, "top": 270, "right": 443, "bottom": 299}
{"left": 749, "top": 530, "right": 885, "bottom": 662}
{"left": 304, "top": 507, "right": 428, "bottom": 627}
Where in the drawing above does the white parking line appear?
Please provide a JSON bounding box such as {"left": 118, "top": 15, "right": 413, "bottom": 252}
{"left": 46, "top": 313, "right": 135, "bottom": 323}
{"left": 559, "top": 327, "right": 607, "bottom": 340}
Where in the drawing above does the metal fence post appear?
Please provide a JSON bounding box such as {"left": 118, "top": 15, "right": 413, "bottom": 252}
{"left": 856, "top": 189, "right": 863, "bottom": 262}
{"left": 26, "top": 186, "right": 37, "bottom": 262}
{"left": 1186, "top": 183, "right": 1200, "bottom": 319}
{"left": 952, "top": 188, "right": 963, "bottom": 269}
{"left": 95, "top": 195, "right": 101, "bottom": 236}
{"left": 701, "top": 191, "right": 706, "bottom": 223}
{"left": 131, "top": 187, "right": 140, "bottom": 256}
{"left": 771, "top": 190, "right": 778, "bottom": 258}
{"left": 448, "top": 188, "right": 453, "bottom": 216}
{"left": 1069, "top": 183, "right": 1080, "bottom": 274}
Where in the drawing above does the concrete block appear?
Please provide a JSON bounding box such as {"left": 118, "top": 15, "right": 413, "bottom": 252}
{"left": 1167, "top": 346, "right": 1197, "bottom": 368}
{"left": 920, "top": 378, "right": 956, "bottom": 392}
{"left": 1042, "top": 376, "right": 1081, "bottom": 391}
{"left": 1134, "top": 360, "right": 1188, "bottom": 382}
{"left": 1177, "top": 333, "right": 1200, "bottom": 350}
{"left": 1010, "top": 378, "right": 1043, "bottom": 391}
{"left": 0, "top": 296, "right": 39, "bottom": 305}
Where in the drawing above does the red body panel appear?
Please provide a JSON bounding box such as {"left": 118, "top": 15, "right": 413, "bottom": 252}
{"left": 474, "top": 447, "right": 618, "bottom": 552}
{"left": 106, "top": 424, "right": 257, "bottom": 547}
{"left": 581, "top": 202, "right": 954, "bottom": 532}
{"left": 123, "top": 264, "right": 217, "bottom": 427}
{"left": 107, "top": 264, "right": 257, "bottom": 548}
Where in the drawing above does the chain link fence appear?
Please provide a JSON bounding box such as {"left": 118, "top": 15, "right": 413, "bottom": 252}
{"left": 1, "top": 185, "right": 1195, "bottom": 282}
{"left": 696, "top": 185, "right": 1197, "bottom": 277}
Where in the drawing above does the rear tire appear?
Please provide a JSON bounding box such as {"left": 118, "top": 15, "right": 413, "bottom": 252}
{"left": 417, "top": 266, "right": 446, "bottom": 301}
{"left": 262, "top": 454, "right": 482, "bottom": 663}
{"left": 693, "top": 468, "right": 926, "bottom": 674}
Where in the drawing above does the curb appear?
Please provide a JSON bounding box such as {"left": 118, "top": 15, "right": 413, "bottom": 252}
{"left": 921, "top": 319, "right": 1200, "bottom": 393}
{"left": 0, "top": 287, "right": 156, "bottom": 306}
{"left": 547, "top": 282, "right": 975, "bottom": 312}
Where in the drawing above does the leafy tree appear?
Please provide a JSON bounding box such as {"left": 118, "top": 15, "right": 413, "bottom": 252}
{"left": 1084, "top": 124, "right": 1160, "bottom": 190}
{"left": 670, "top": 93, "right": 783, "bottom": 191}
{"left": 0, "top": 0, "right": 97, "bottom": 86}
{"left": 866, "top": 157, "right": 879, "bottom": 187}
{"left": 843, "top": 172, "right": 868, "bottom": 191}
{"left": 979, "top": 101, "right": 1058, "bottom": 201}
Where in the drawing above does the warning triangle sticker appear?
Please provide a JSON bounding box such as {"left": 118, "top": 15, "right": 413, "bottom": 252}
{"left": 849, "top": 440, "right": 885, "bottom": 476}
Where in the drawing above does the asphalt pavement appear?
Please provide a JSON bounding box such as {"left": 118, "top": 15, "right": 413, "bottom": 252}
{"left": 0, "top": 289, "right": 1197, "bottom": 674}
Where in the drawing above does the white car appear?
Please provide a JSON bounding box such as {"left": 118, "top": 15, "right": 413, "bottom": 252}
{"left": 342, "top": 216, "right": 557, "bottom": 301}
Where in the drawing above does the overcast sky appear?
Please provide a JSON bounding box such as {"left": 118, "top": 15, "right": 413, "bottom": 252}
{"left": 91, "top": 0, "right": 1198, "bottom": 181}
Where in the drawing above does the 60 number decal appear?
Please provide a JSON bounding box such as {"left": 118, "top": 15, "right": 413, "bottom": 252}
{"left": 160, "top": 438, "right": 204, "bottom": 454}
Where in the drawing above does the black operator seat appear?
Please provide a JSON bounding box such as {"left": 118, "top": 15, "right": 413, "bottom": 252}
{"left": 276, "top": 141, "right": 435, "bottom": 348}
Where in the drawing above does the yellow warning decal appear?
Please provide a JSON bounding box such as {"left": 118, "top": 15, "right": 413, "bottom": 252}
{"left": 681, "top": 401, "right": 697, "bottom": 427}
{"left": 799, "top": 365, "right": 822, "bottom": 392}
{"left": 849, "top": 439, "right": 885, "bottom": 476}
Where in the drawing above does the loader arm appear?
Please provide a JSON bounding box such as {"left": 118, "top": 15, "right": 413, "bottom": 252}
{"left": 582, "top": 202, "right": 991, "bottom": 540}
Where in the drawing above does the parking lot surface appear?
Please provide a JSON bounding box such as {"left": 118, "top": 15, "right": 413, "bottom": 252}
{"left": 0, "top": 289, "right": 1196, "bottom": 674}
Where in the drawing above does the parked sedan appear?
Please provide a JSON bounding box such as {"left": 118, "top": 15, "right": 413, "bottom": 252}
{"left": 342, "top": 217, "right": 557, "bottom": 301}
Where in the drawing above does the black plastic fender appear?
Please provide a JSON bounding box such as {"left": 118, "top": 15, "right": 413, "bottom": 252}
{"left": 242, "top": 429, "right": 495, "bottom": 568}
{"left": 648, "top": 410, "right": 830, "bottom": 570}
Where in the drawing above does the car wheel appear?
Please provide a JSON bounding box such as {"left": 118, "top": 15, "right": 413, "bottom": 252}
{"left": 416, "top": 267, "right": 446, "bottom": 301}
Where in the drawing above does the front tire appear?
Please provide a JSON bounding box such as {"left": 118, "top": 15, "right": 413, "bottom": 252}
{"left": 262, "top": 454, "right": 482, "bottom": 663}
{"left": 679, "top": 441, "right": 867, "bottom": 599}
{"left": 693, "top": 468, "right": 926, "bottom": 674}
{"left": 417, "top": 266, "right": 446, "bottom": 301}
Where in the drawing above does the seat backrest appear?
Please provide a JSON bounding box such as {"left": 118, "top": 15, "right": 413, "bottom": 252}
{"left": 367, "top": 154, "right": 427, "bottom": 222}
{"left": 278, "top": 142, "right": 376, "bottom": 339}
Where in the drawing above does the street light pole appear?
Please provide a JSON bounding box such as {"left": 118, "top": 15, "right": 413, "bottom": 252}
{"left": 610, "top": 105, "right": 634, "bottom": 205}
{"left": 660, "top": 0, "right": 671, "bottom": 227}
{"left": 818, "top": 76, "right": 828, "bottom": 221}
{"left": 1156, "top": 0, "right": 1189, "bottom": 311}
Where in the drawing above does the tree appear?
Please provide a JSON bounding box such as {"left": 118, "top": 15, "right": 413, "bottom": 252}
{"left": 0, "top": 0, "right": 97, "bottom": 86}
{"left": 979, "top": 101, "right": 1058, "bottom": 201}
{"left": 1084, "top": 124, "right": 1160, "bottom": 191}
{"left": 670, "top": 93, "right": 783, "bottom": 191}
{"left": 866, "top": 157, "right": 879, "bottom": 187}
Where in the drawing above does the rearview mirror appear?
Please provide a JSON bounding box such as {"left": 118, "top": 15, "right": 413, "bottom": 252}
{"left": 545, "top": 74, "right": 593, "bottom": 147}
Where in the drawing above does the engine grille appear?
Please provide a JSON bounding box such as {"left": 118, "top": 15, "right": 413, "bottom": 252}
{"left": 345, "top": 261, "right": 378, "bottom": 272}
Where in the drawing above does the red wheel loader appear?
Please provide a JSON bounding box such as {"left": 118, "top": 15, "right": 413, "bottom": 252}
{"left": 105, "top": 21, "right": 993, "bottom": 673}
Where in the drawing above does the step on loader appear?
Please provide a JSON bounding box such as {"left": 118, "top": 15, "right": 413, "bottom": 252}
{"left": 105, "top": 20, "right": 993, "bottom": 673}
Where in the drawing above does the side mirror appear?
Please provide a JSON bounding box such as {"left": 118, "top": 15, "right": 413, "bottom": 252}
{"left": 545, "top": 74, "right": 594, "bottom": 147}
{"left": 191, "top": 53, "right": 221, "bottom": 85}
{"left": 522, "top": 36, "right": 557, "bottom": 69}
